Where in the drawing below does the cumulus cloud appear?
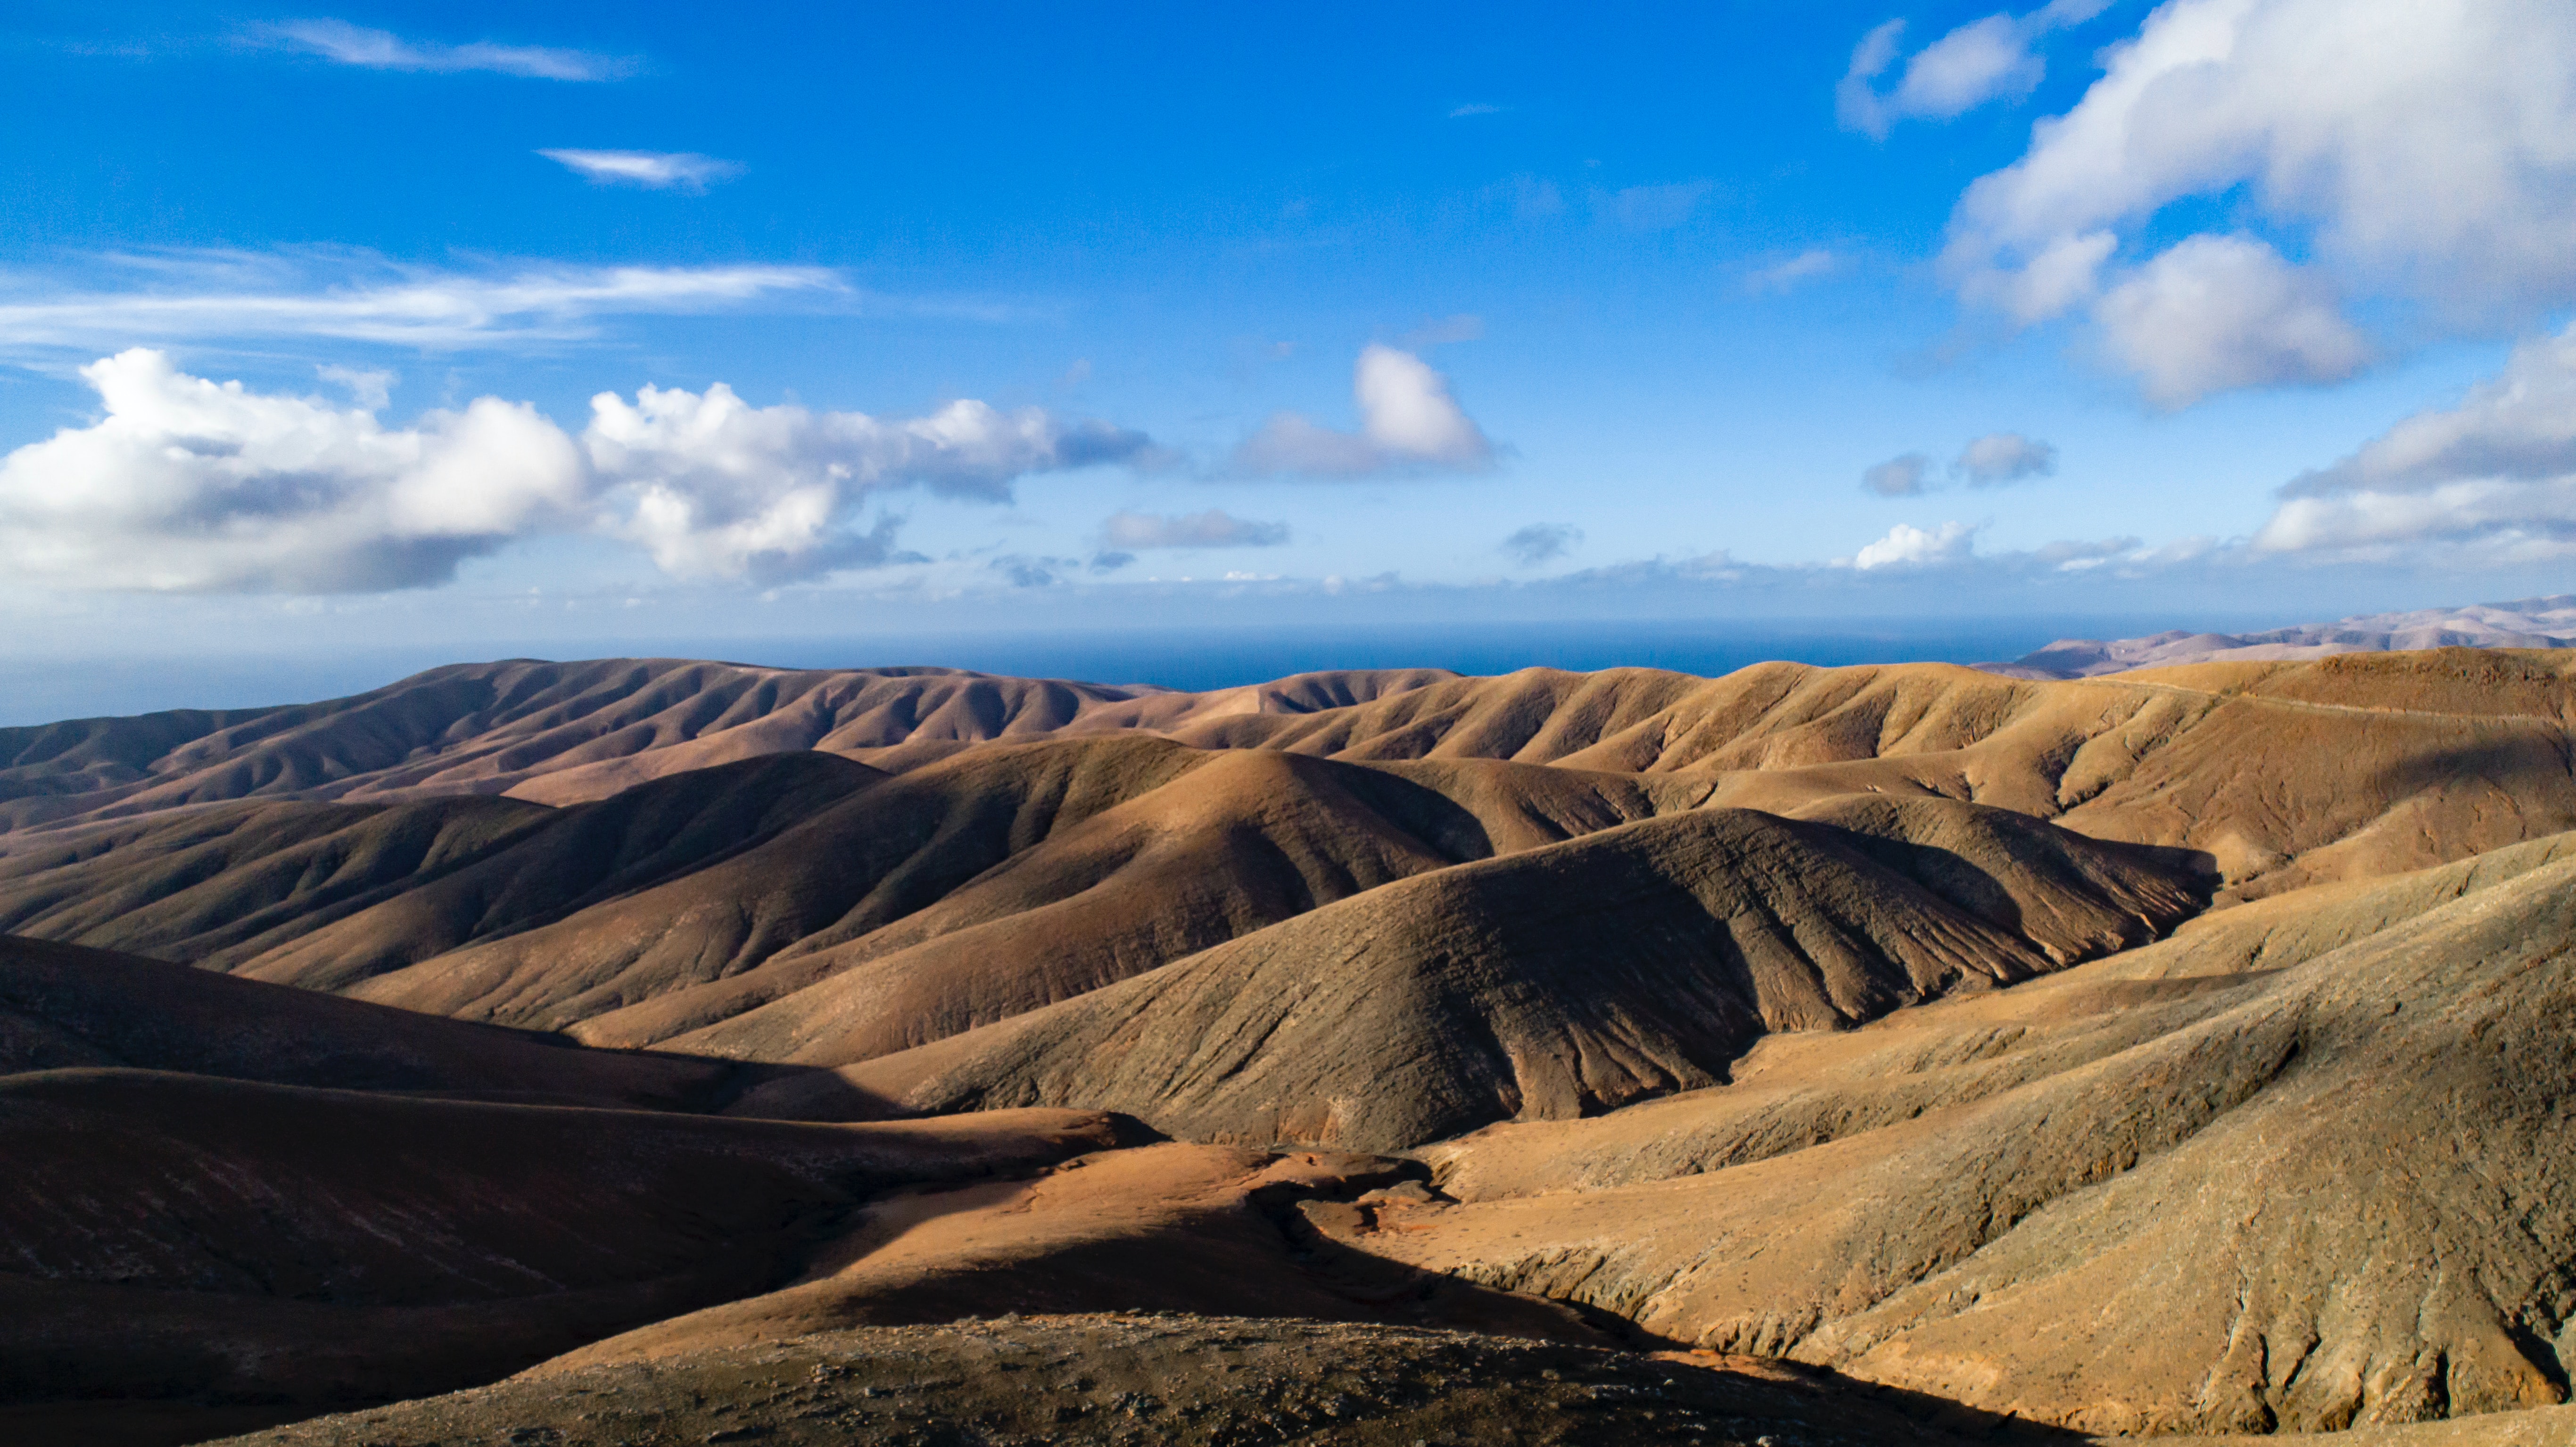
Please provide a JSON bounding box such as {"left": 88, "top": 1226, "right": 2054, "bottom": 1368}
{"left": 1098, "top": 508, "right": 1288, "bottom": 550}
{"left": 539, "top": 149, "right": 743, "bottom": 191}
{"left": 2255, "top": 320, "right": 2576, "bottom": 560}
{"left": 1952, "top": 431, "right": 2058, "bottom": 484}
{"left": 0, "top": 250, "right": 843, "bottom": 352}
{"left": 268, "top": 19, "right": 637, "bottom": 80}
{"left": 1944, "top": 0, "right": 2576, "bottom": 399}
{"left": 2092, "top": 235, "right": 2373, "bottom": 406}
{"left": 588, "top": 383, "right": 1152, "bottom": 581}
{"left": 1232, "top": 345, "right": 1495, "bottom": 478}
{"left": 1746, "top": 249, "right": 1838, "bottom": 295}
{"left": 0, "top": 349, "right": 586, "bottom": 591}
{"left": 1838, "top": 0, "right": 2109, "bottom": 139}
{"left": 1501, "top": 522, "right": 1583, "bottom": 566}
{"left": 0, "top": 351, "right": 1154, "bottom": 592}
{"left": 1863, "top": 453, "right": 1932, "bottom": 496}
{"left": 1849, "top": 520, "right": 1977, "bottom": 569}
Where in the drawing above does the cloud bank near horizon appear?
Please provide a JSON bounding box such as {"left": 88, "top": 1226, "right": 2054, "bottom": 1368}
{"left": 0, "top": 350, "right": 1153, "bottom": 592}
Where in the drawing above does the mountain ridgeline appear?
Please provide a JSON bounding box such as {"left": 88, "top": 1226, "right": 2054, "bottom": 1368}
{"left": 5, "top": 648, "right": 2576, "bottom": 1445}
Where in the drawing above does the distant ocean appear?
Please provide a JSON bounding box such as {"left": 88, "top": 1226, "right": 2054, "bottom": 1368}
{"left": 0, "top": 615, "right": 2263, "bottom": 727}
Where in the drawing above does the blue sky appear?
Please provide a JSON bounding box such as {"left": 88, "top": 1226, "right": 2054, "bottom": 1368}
{"left": 3, "top": 0, "right": 2574, "bottom": 690}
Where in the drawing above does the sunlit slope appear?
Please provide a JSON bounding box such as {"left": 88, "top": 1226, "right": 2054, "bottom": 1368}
{"left": 9, "top": 652, "right": 2570, "bottom": 906}
{"left": 0, "top": 658, "right": 1456, "bottom": 835}
{"left": 809, "top": 801, "right": 2205, "bottom": 1150}
{"left": 0, "top": 735, "right": 1715, "bottom": 1059}
{"left": 0, "top": 751, "right": 875, "bottom": 978}
{"left": 1328, "top": 835, "right": 2576, "bottom": 1434}
{"left": 1168, "top": 651, "right": 2576, "bottom": 898}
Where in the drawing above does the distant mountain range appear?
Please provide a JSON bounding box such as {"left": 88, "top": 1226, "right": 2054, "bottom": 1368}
{"left": 1982, "top": 594, "right": 2576, "bottom": 678}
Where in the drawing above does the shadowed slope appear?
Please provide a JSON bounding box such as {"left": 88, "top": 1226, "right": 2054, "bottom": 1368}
{"left": 803, "top": 804, "right": 2205, "bottom": 1151}
{"left": 620, "top": 752, "right": 1712, "bottom": 1063}
{"left": 0, "top": 751, "right": 881, "bottom": 987}
{"left": 270, "top": 740, "right": 1709, "bottom": 1053}
{"left": 0, "top": 1068, "right": 1116, "bottom": 1444}
{"left": 1331, "top": 835, "right": 2576, "bottom": 1434}
{"left": 0, "top": 934, "right": 728, "bottom": 1110}
{"left": 328, "top": 737, "right": 1223, "bottom": 1028}
{"left": 203, "top": 1314, "right": 2010, "bottom": 1447}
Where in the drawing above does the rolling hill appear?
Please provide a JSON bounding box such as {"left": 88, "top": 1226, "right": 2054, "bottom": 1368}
{"left": 7, "top": 645, "right": 2576, "bottom": 1444}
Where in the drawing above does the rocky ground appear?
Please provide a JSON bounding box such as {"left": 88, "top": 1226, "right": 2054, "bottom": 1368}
{"left": 202, "top": 1313, "right": 2011, "bottom": 1447}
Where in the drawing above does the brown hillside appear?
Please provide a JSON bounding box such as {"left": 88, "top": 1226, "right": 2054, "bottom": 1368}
{"left": 1332, "top": 833, "right": 2576, "bottom": 1434}
{"left": 619, "top": 750, "right": 1711, "bottom": 1062}
{"left": 0, "top": 658, "right": 1455, "bottom": 838}
{"left": 0, "top": 934, "right": 726, "bottom": 1110}
{"left": 803, "top": 803, "right": 2205, "bottom": 1150}
{"left": 200, "top": 1314, "right": 2009, "bottom": 1447}
{"left": 0, "top": 1064, "right": 1113, "bottom": 1445}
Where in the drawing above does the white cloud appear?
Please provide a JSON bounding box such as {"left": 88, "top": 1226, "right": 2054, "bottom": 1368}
{"left": 1945, "top": 0, "right": 2576, "bottom": 398}
{"left": 315, "top": 363, "right": 393, "bottom": 410}
{"left": 0, "top": 251, "right": 843, "bottom": 352}
{"left": 1098, "top": 509, "right": 1288, "bottom": 550}
{"left": 588, "top": 384, "right": 1152, "bottom": 582}
{"left": 269, "top": 19, "right": 637, "bottom": 80}
{"left": 2092, "top": 234, "right": 2374, "bottom": 406}
{"left": 0, "top": 352, "right": 1155, "bottom": 592}
{"left": 1849, "top": 520, "right": 1977, "bottom": 569}
{"left": 1745, "top": 249, "right": 1838, "bottom": 295}
{"left": 0, "top": 349, "right": 585, "bottom": 591}
{"left": 1952, "top": 431, "right": 2058, "bottom": 484}
{"left": 2288, "top": 323, "right": 2576, "bottom": 495}
{"left": 2254, "top": 320, "right": 2576, "bottom": 560}
{"left": 539, "top": 149, "right": 743, "bottom": 191}
{"left": 1838, "top": 0, "right": 2110, "bottom": 139}
{"left": 1232, "top": 345, "right": 1495, "bottom": 478}
{"left": 1862, "top": 453, "right": 1932, "bottom": 496}
{"left": 1501, "top": 522, "right": 1583, "bottom": 566}
{"left": 1448, "top": 103, "right": 1504, "bottom": 118}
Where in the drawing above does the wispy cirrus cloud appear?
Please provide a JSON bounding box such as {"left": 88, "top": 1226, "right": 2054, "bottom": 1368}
{"left": 539, "top": 149, "right": 743, "bottom": 191}
{"left": 0, "top": 249, "right": 1002, "bottom": 354}
{"left": 266, "top": 19, "right": 638, "bottom": 81}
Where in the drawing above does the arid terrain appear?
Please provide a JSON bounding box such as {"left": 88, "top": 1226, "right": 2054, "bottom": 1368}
{"left": 6, "top": 648, "right": 2576, "bottom": 1445}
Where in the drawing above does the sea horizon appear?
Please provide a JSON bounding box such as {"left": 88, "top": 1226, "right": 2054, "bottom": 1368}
{"left": 0, "top": 612, "right": 2279, "bottom": 728}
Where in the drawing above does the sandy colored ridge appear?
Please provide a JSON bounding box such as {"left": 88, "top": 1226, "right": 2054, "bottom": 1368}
{"left": 5, "top": 647, "right": 2576, "bottom": 1443}
{"left": 0, "top": 659, "right": 1457, "bottom": 835}
{"left": 1984, "top": 594, "right": 2576, "bottom": 678}
{"left": 4, "top": 651, "right": 2573, "bottom": 1079}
